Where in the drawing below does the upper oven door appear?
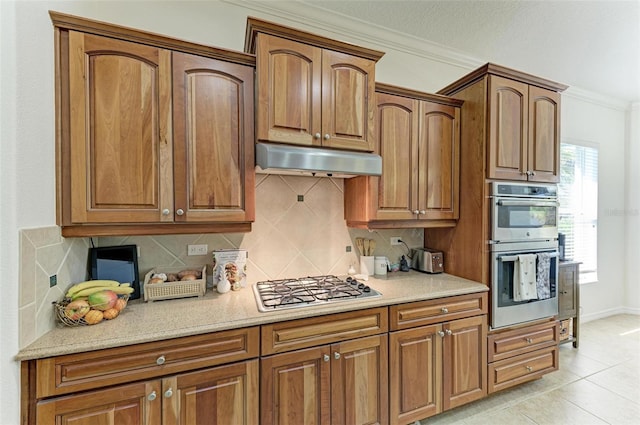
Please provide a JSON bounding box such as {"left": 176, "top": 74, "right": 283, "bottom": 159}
{"left": 492, "top": 198, "right": 559, "bottom": 242}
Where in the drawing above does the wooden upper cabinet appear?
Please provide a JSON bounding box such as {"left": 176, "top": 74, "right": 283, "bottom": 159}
{"left": 67, "top": 31, "right": 173, "bottom": 224}
{"left": 172, "top": 52, "right": 255, "bottom": 223}
{"left": 255, "top": 34, "right": 322, "bottom": 146}
{"left": 344, "top": 84, "right": 461, "bottom": 228}
{"left": 488, "top": 76, "right": 529, "bottom": 181}
{"left": 417, "top": 102, "right": 460, "bottom": 220}
{"left": 528, "top": 86, "right": 561, "bottom": 183}
{"left": 321, "top": 49, "right": 376, "bottom": 151}
{"left": 53, "top": 12, "right": 256, "bottom": 236}
{"left": 246, "top": 17, "right": 383, "bottom": 152}
{"left": 487, "top": 74, "right": 561, "bottom": 182}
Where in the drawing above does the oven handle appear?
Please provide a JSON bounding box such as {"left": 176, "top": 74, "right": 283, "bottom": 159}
{"left": 496, "top": 199, "right": 559, "bottom": 207}
{"left": 499, "top": 252, "right": 559, "bottom": 262}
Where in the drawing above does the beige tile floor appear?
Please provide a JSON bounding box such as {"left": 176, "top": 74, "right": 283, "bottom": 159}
{"left": 420, "top": 314, "right": 640, "bottom": 425}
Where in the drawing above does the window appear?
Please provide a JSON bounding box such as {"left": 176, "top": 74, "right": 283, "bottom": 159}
{"left": 558, "top": 142, "right": 598, "bottom": 283}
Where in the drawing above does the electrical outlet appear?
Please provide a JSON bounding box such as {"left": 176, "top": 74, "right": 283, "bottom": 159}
{"left": 187, "top": 244, "right": 208, "bottom": 256}
{"left": 390, "top": 237, "right": 402, "bottom": 246}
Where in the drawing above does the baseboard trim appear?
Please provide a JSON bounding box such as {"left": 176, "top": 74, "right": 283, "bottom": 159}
{"left": 580, "top": 307, "right": 640, "bottom": 323}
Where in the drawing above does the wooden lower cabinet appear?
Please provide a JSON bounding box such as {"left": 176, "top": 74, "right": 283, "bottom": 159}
{"left": 261, "top": 335, "right": 388, "bottom": 425}
{"left": 487, "top": 320, "right": 559, "bottom": 394}
{"left": 35, "top": 359, "right": 259, "bottom": 425}
{"left": 389, "top": 315, "right": 487, "bottom": 425}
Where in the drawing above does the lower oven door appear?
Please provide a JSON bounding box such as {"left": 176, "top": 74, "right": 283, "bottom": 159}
{"left": 491, "top": 246, "right": 559, "bottom": 329}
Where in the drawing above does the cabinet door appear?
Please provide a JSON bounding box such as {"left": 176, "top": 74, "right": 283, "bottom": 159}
{"left": 528, "top": 86, "right": 561, "bottom": 183}
{"left": 418, "top": 101, "right": 460, "bottom": 220}
{"left": 442, "top": 315, "right": 487, "bottom": 411}
{"left": 36, "top": 380, "right": 161, "bottom": 425}
{"left": 331, "top": 335, "right": 389, "bottom": 425}
{"left": 389, "top": 325, "right": 442, "bottom": 425}
{"left": 374, "top": 92, "right": 420, "bottom": 220}
{"left": 487, "top": 75, "right": 529, "bottom": 181}
{"left": 261, "top": 346, "right": 331, "bottom": 425}
{"left": 68, "top": 31, "right": 173, "bottom": 223}
{"left": 172, "top": 52, "right": 255, "bottom": 223}
{"left": 163, "top": 360, "right": 259, "bottom": 425}
{"left": 558, "top": 263, "right": 578, "bottom": 319}
{"left": 321, "top": 50, "right": 376, "bottom": 152}
{"left": 255, "top": 34, "right": 322, "bottom": 146}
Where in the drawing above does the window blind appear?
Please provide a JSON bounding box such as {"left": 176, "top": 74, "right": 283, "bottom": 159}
{"left": 558, "top": 143, "right": 598, "bottom": 283}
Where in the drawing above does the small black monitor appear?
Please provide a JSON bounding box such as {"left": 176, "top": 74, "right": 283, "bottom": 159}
{"left": 89, "top": 245, "right": 140, "bottom": 300}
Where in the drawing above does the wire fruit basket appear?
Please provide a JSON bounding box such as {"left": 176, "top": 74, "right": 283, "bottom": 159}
{"left": 53, "top": 295, "right": 129, "bottom": 327}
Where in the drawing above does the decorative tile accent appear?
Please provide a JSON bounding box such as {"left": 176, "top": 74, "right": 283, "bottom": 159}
{"left": 18, "top": 175, "right": 424, "bottom": 349}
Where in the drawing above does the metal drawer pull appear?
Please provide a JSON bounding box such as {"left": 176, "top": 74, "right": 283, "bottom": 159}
{"left": 525, "top": 338, "right": 533, "bottom": 344}
{"left": 441, "top": 307, "right": 449, "bottom": 313}
{"left": 156, "top": 355, "right": 166, "bottom": 365}
{"left": 147, "top": 391, "right": 157, "bottom": 401}
{"left": 526, "top": 366, "right": 533, "bottom": 372}
{"left": 164, "top": 387, "right": 173, "bottom": 398}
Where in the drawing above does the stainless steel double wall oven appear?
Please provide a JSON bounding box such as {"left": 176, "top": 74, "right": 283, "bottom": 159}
{"left": 490, "top": 182, "right": 560, "bottom": 329}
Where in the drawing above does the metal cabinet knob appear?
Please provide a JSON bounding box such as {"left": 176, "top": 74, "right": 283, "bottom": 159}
{"left": 334, "top": 352, "right": 341, "bottom": 360}
{"left": 441, "top": 307, "right": 449, "bottom": 314}
{"left": 525, "top": 338, "right": 533, "bottom": 344}
{"left": 176, "top": 209, "right": 184, "bottom": 216}
{"left": 530, "top": 171, "right": 536, "bottom": 176}
{"left": 162, "top": 209, "right": 170, "bottom": 216}
{"left": 323, "top": 354, "right": 330, "bottom": 362}
{"left": 147, "top": 391, "right": 157, "bottom": 401}
{"left": 164, "top": 387, "right": 173, "bottom": 398}
{"left": 156, "top": 355, "right": 166, "bottom": 365}
{"left": 314, "top": 133, "right": 321, "bottom": 139}
{"left": 323, "top": 134, "right": 330, "bottom": 140}
{"left": 413, "top": 210, "right": 420, "bottom": 215}
{"left": 419, "top": 210, "right": 426, "bottom": 215}
{"left": 445, "top": 329, "right": 453, "bottom": 336}
{"left": 437, "top": 330, "right": 445, "bottom": 337}
{"left": 526, "top": 366, "right": 533, "bottom": 372}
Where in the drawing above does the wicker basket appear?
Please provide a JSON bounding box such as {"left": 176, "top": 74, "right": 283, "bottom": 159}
{"left": 143, "top": 266, "right": 207, "bottom": 302}
{"left": 54, "top": 295, "right": 129, "bottom": 327}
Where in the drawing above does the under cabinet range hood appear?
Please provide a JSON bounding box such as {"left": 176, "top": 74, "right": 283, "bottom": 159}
{"left": 255, "top": 142, "right": 382, "bottom": 178}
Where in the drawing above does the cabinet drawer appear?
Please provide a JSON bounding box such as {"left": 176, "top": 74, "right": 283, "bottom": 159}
{"left": 488, "top": 320, "right": 558, "bottom": 362}
{"left": 261, "top": 307, "right": 388, "bottom": 355}
{"left": 390, "top": 292, "right": 487, "bottom": 330}
{"left": 488, "top": 345, "right": 558, "bottom": 393}
{"left": 36, "top": 327, "right": 259, "bottom": 398}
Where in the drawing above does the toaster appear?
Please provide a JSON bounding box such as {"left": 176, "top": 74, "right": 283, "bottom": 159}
{"left": 410, "top": 248, "right": 444, "bottom": 274}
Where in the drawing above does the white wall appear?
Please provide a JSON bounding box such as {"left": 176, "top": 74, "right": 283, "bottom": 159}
{"left": 626, "top": 104, "right": 640, "bottom": 311}
{"left": 561, "top": 93, "right": 630, "bottom": 321}
{"left": 1, "top": 1, "right": 634, "bottom": 423}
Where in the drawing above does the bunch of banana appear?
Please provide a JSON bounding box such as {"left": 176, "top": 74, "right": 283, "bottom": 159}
{"left": 66, "top": 280, "right": 134, "bottom": 300}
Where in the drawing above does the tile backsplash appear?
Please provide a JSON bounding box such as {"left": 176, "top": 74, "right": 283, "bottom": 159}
{"left": 18, "top": 174, "right": 423, "bottom": 348}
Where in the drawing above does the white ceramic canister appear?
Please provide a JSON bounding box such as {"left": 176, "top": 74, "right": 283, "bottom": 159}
{"left": 374, "top": 256, "right": 388, "bottom": 276}
{"left": 360, "top": 256, "right": 375, "bottom": 276}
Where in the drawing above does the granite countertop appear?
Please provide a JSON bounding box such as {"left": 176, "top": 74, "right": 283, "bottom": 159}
{"left": 16, "top": 271, "right": 487, "bottom": 361}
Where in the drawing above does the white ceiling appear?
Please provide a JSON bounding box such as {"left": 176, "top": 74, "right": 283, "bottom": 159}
{"left": 298, "top": 0, "right": 639, "bottom": 103}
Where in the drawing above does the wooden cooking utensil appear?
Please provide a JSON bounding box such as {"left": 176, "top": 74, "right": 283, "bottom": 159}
{"left": 355, "top": 238, "right": 364, "bottom": 256}
{"left": 369, "top": 239, "right": 376, "bottom": 256}
{"left": 363, "top": 239, "right": 370, "bottom": 256}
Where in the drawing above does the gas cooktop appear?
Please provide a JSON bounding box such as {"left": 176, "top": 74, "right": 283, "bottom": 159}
{"left": 253, "top": 275, "right": 381, "bottom": 312}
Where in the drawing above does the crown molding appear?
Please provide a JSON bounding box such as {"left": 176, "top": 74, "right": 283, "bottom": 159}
{"left": 226, "top": 0, "right": 482, "bottom": 70}
{"left": 225, "top": 0, "right": 632, "bottom": 112}
{"left": 563, "top": 86, "right": 631, "bottom": 112}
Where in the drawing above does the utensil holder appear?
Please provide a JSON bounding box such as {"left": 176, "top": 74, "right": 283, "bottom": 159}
{"left": 360, "top": 256, "right": 374, "bottom": 276}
